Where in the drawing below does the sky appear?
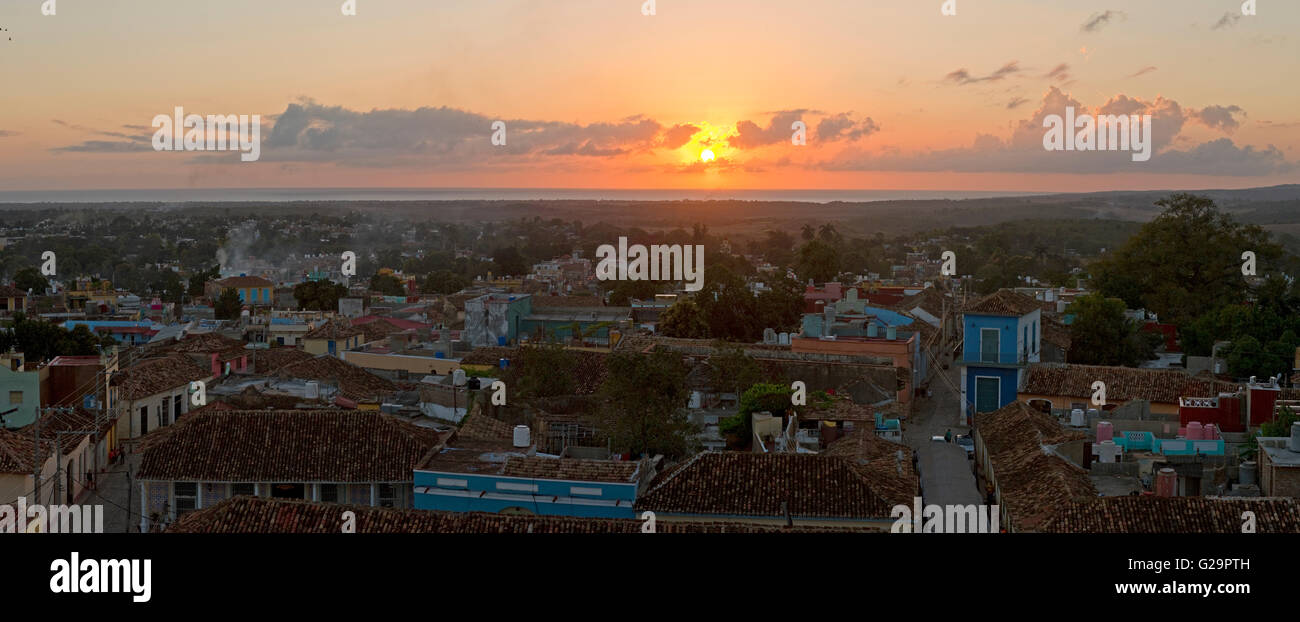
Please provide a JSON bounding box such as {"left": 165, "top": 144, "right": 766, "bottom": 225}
{"left": 0, "top": 0, "right": 1297, "bottom": 193}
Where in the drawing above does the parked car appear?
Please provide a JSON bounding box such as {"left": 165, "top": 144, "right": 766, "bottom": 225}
{"left": 955, "top": 434, "right": 975, "bottom": 457}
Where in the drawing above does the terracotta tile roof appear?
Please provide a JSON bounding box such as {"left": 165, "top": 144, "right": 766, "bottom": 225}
{"left": 136, "top": 409, "right": 446, "bottom": 482}
{"left": 821, "top": 430, "right": 919, "bottom": 508}
{"left": 156, "top": 333, "right": 246, "bottom": 355}
{"left": 0, "top": 284, "right": 28, "bottom": 298}
{"left": 890, "top": 286, "right": 949, "bottom": 317}
{"left": 1041, "top": 318, "right": 1071, "bottom": 350}
{"left": 356, "top": 320, "right": 403, "bottom": 342}
{"left": 303, "top": 321, "right": 363, "bottom": 341}
{"left": 253, "top": 347, "right": 315, "bottom": 374}
{"left": 1037, "top": 496, "right": 1300, "bottom": 533}
{"left": 21, "top": 408, "right": 114, "bottom": 454}
{"left": 635, "top": 451, "right": 909, "bottom": 520}
{"left": 110, "top": 354, "right": 211, "bottom": 401}
{"left": 500, "top": 456, "right": 641, "bottom": 483}
{"left": 963, "top": 289, "right": 1041, "bottom": 317}
{"left": 973, "top": 401, "right": 1097, "bottom": 531}
{"left": 215, "top": 275, "right": 274, "bottom": 288}
{"left": 0, "top": 428, "right": 49, "bottom": 474}
{"left": 274, "top": 354, "right": 396, "bottom": 401}
{"left": 1021, "top": 364, "right": 1239, "bottom": 404}
{"left": 456, "top": 412, "right": 515, "bottom": 441}
{"left": 165, "top": 496, "right": 879, "bottom": 533}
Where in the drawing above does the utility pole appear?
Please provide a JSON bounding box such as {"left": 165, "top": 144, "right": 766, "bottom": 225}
{"left": 32, "top": 411, "right": 42, "bottom": 505}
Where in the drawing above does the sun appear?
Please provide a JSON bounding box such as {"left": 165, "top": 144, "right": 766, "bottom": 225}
{"left": 700, "top": 148, "right": 715, "bottom": 162}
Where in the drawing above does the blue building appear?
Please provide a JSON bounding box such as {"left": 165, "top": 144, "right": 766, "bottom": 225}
{"left": 958, "top": 290, "right": 1042, "bottom": 422}
{"left": 414, "top": 437, "right": 655, "bottom": 518}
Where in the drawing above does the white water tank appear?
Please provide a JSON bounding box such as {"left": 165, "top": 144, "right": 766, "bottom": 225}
{"left": 452, "top": 369, "right": 467, "bottom": 387}
{"left": 1070, "top": 408, "right": 1085, "bottom": 427}
{"left": 513, "top": 425, "right": 531, "bottom": 448}
{"left": 305, "top": 381, "right": 320, "bottom": 399}
{"left": 1240, "top": 460, "right": 1257, "bottom": 487}
{"left": 1290, "top": 422, "right": 1300, "bottom": 453}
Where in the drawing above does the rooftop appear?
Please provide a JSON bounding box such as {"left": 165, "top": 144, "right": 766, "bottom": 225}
{"left": 1038, "top": 496, "right": 1300, "bottom": 533}
{"left": 1021, "top": 364, "right": 1238, "bottom": 404}
{"left": 109, "top": 354, "right": 211, "bottom": 401}
{"left": 963, "top": 289, "right": 1042, "bottom": 317}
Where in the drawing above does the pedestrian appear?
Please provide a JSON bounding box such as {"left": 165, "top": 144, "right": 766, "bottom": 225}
{"left": 944, "top": 429, "right": 952, "bottom": 442}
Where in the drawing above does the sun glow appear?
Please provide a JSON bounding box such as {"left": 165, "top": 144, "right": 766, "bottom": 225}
{"left": 700, "top": 148, "right": 715, "bottom": 162}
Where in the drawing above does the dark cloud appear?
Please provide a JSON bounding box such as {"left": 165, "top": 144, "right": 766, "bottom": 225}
{"left": 731, "top": 110, "right": 807, "bottom": 149}
{"left": 1212, "top": 12, "right": 1242, "bottom": 30}
{"left": 1128, "top": 66, "right": 1158, "bottom": 78}
{"left": 1191, "top": 105, "right": 1245, "bottom": 133}
{"left": 815, "top": 113, "right": 880, "bottom": 142}
{"left": 1006, "top": 97, "right": 1029, "bottom": 110}
{"left": 658, "top": 123, "right": 700, "bottom": 149}
{"left": 944, "top": 61, "right": 1020, "bottom": 85}
{"left": 1081, "top": 10, "right": 1125, "bottom": 32}
{"left": 1043, "top": 63, "right": 1070, "bottom": 82}
{"left": 0, "top": 130, "right": 18, "bottom": 138}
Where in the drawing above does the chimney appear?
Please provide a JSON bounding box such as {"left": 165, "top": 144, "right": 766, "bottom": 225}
{"left": 1155, "top": 468, "right": 1177, "bottom": 497}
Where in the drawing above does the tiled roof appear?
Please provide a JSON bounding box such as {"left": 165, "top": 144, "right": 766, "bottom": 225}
{"left": 890, "top": 286, "right": 949, "bottom": 317}
{"left": 1021, "top": 364, "right": 1239, "bottom": 404}
{"left": 963, "top": 289, "right": 1041, "bottom": 317}
{"left": 0, "top": 284, "right": 28, "bottom": 298}
{"left": 1037, "top": 496, "right": 1300, "bottom": 533}
{"left": 0, "top": 428, "right": 49, "bottom": 474}
{"left": 110, "top": 354, "right": 211, "bottom": 401}
{"left": 136, "top": 409, "right": 446, "bottom": 482}
{"left": 166, "top": 496, "right": 878, "bottom": 533}
{"left": 22, "top": 408, "right": 115, "bottom": 454}
{"left": 274, "top": 354, "right": 396, "bottom": 401}
{"left": 821, "top": 430, "right": 919, "bottom": 508}
{"left": 215, "top": 276, "right": 274, "bottom": 288}
{"left": 635, "top": 451, "right": 908, "bottom": 520}
{"left": 253, "top": 347, "right": 315, "bottom": 374}
{"left": 1041, "top": 318, "right": 1071, "bottom": 350}
{"left": 355, "top": 320, "right": 403, "bottom": 342}
{"left": 973, "top": 401, "right": 1096, "bottom": 531}
{"left": 156, "top": 333, "right": 245, "bottom": 355}
{"left": 456, "top": 412, "right": 515, "bottom": 441}
{"left": 500, "top": 456, "right": 640, "bottom": 483}
{"left": 303, "top": 321, "right": 363, "bottom": 340}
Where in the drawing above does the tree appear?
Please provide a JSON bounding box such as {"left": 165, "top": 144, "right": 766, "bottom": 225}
{"left": 1092, "top": 194, "right": 1280, "bottom": 326}
{"left": 755, "top": 273, "right": 804, "bottom": 333}
{"left": 708, "top": 344, "right": 761, "bottom": 397}
{"left": 491, "top": 246, "right": 528, "bottom": 276}
{"left": 696, "top": 267, "right": 759, "bottom": 341}
{"left": 719, "top": 383, "right": 794, "bottom": 447}
{"left": 796, "top": 239, "right": 839, "bottom": 284}
{"left": 423, "top": 270, "right": 469, "bottom": 295}
{"left": 13, "top": 266, "right": 47, "bottom": 293}
{"left": 603, "top": 278, "right": 660, "bottom": 306}
{"left": 213, "top": 288, "right": 242, "bottom": 320}
{"left": 505, "top": 343, "right": 576, "bottom": 398}
{"left": 0, "top": 313, "right": 116, "bottom": 363}
{"left": 1065, "top": 294, "right": 1158, "bottom": 367}
{"left": 590, "top": 350, "right": 696, "bottom": 458}
{"left": 369, "top": 273, "right": 406, "bottom": 296}
{"left": 658, "top": 297, "right": 709, "bottom": 339}
{"left": 294, "top": 280, "right": 348, "bottom": 311}
{"left": 1225, "top": 335, "right": 1291, "bottom": 379}
{"left": 188, "top": 265, "right": 219, "bottom": 298}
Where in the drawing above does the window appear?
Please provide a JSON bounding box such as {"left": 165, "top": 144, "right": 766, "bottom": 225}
{"left": 173, "top": 394, "right": 183, "bottom": 422}
{"left": 174, "top": 482, "right": 198, "bottom": 516}
{"left": 377, "top": 484, "right": 396, "bottom": 508}
{"left": 320, "top": 484, "right": 338, "bottom": 503}
{"left": 160, "top": 399, "right": 169, "bottom": 425}
{"left": 231, "top": 483, "right": 255, "bottom": 497}
{"left": 1032, "top": 321, "right": 1038, "bottom": 353}
{"left": 980, "top": 328, "right": 1000, "bottom": 363}
{"left": 8, "top": 391, "right": 22, "bottom": 404}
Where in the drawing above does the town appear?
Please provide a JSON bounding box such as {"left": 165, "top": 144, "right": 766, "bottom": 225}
{"left": 2, "top": 192, "right": 1297, "bottom": 535}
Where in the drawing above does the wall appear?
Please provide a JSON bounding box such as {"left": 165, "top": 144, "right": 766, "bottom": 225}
{"left": 0, "top": 365, "right": 40, "bottom": 428}
{"left": 413, "top": 469, "right": 638, "bottom": 519}
{"left": 342, "top": 351, "right": 459, "bottom": 376}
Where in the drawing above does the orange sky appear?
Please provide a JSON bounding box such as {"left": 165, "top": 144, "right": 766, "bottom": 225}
{"left": 0, "top": 0, "right": 1296, "bottom": 193}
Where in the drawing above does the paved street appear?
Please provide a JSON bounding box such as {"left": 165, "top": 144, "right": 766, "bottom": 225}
{"left": 73, "top": 450, "right": 140, "bottom": 533}
{"left": 903, "top": 361, "right": 983, "bottom": 508}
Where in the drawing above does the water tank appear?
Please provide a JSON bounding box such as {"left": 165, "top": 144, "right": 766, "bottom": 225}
{"left": 499, "top": 358, "right": 509, "bottom": 369}
{"left": 497, "top": 336, "right": 507, "bottom": 346}
{"left": 778, "top": 333, "right": 790, "bottom": 345}
{"left": 1186, "top": 421, "right": 1203, "bottom": 441}
{"left": 1203, "top": 423, "right": 1218, "bottom": 440}
{"left": 513, "top": 425, "right": 531, "bottom": 448}
{"left": 867, "top": 323, "right": 878, "bottom": 338}
{"left": 1240, "top": 460, "right": 1257, "bottom": 487}
{"left": 434, "top": 351, "right": 445, "bottom": 359}
{"left": 1070, "top": 408, "right": 1084, "bottom": 427}
{"left": 1155, "top": 468, "right": 1177, "bottom": 497}
{"left": 886, "top": 325, "right": 897, "bottom": 340}
{"left": 452, "top": 369, "right": 467, "bottom": 386}
{"left": 1097, "top": 421, "right": 1113, "bottom": 443}
{"left": 1291, "top": 422, "right": 1300, "bottom": 452}
{"left": 305, "top": 381, "right": 320, "bottom": 399}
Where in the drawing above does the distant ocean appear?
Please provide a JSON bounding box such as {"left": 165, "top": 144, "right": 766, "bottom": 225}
{"left": 0, "top": 187, "right": 1042, "bottom": 204}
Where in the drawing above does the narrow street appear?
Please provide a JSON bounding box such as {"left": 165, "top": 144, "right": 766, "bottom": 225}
{"left": 903, "top": 361, "right": 983, "bottom": 509}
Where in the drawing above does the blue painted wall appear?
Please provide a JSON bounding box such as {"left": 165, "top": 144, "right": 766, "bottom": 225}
{"left": 413, "top": 469, "right": 638, "bottom": 519}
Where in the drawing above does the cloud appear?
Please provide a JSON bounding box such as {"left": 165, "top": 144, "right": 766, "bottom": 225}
{"left": 944, "top": 61, "right": 1021, "bottom": 86}
{"left": 1212, "top": 12, "right": 1242, "bottom": 30}
{"left": 1006, "top": 97, "right": 1030, "bottom": 110}
{"left": 731, "top": 110, "right": 811, "bottom": 149}
{"left": 815, "top": 113, "right": 880, "bottom": 142}
{"left": 0, "top": 130, "right": 18, "bottom": 138}
{"left": 1190, "top": 105, "right": 1245, "bottom": 133}
{"left": 1081, "top": 10, "right": 1125, "bottom": 32}
{"left": 1128, "top": 66, "right": 1158, "bottom": 78}
{"left": 812, "top": 87, "right": 1292, "bottom": 176}
{"left": 1043, "top": 63, "right": 1070, "bottom": 82}
{"left": 658, "top": 123, "right": 700, "bottom": 149}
